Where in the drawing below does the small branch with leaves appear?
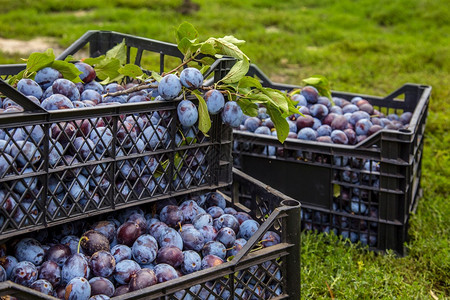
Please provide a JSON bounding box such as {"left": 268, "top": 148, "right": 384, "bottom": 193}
{"left": 5, "top": 21, "right": 331, "bottom": 144}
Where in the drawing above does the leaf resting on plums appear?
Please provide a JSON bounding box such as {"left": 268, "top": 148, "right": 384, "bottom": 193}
{"left": 193, "top": 90, "right": 211, "bottom": 136}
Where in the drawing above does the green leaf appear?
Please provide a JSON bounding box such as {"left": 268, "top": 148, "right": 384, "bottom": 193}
{"left": 199, "top": 65, "right": 210, "bottom": 74}
{"left": 200, "top": 42, "right": 216, "bottom": 56}
{"left": 197, "top": 56, "right": 216, "bottom": 66}
{"left": 136, "top": 74, "right": 150, "bottom": 81}
{"left": 119, "top": 64, "right": 144, "bottom": 79}
{"left": 25, "top": 48, "right": 55, "bottom": 74}
{"left": 245, "top": 91, "right": 272, "bottom": 104}
{"left": 99, "top": 74, "right": 124, "bottom": 85}
{"left": 302, "top": 77, "right": 322, "bottom": 85}
{"left": 237, "top": 86, "right": 252, "bottom": 96}
{"left": 288, "top": 88, "right": 301, "bottom": 97}
{"left": 237, "top": 98, "right": 258, "bottom": 117}
{"left": 303, "top": 75, "right": 332, "bottom": 100}
{"left": 261, "top": 88, "right": 289, "bottom": 115}
{"left": 7, "top": 69, "right": 25, "bottom": 85}
{"left": 288, "top": 103, "right": 301, "bottom": 116}
{"left": 176, "top": 22, "right": 198, "bottom": 44}
{"left": 51, "top": 60, "right": 83, "bottom": 83}
{"left": 238, "top": 76, "right": 262, "bottom": 89}
{"left": 82, "top": 55, "right": 106, "bottom": 66}
{"left": 205, "top": 37, "right": 249, "bottom": 60}
{"left": 221, "top": 58, "right": 249, "bottom": 83}
{"left": 151, "top": 71, "right": 162, "bottom": 82}
{"left": 63, "top": 55, "right": 75, "bottom": 62}
{"left": 105, "top": 39, "right": 127, "bottom": 65}
{"left": 171, "top": 152, "right": 184, "bottom": 180}
{"left": 193, "top": 91, "right": 211, "bottom": 135}
{"left": 95, "top": 57, "right": 122, "bottom": 81}
{"left": 220, "top": 35, "right": 246, "bottom": 46}
{"left": 266, "top": 105, "right": 289, "bottom": 143}
{"left": 178, "top": 37, "right": 193, "bottom": 56}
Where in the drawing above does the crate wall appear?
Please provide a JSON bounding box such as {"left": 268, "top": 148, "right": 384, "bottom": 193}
{"left": 233, "top": 64, "right": 431, "bottom": 255}
{"left": 0, "top": 31, "right": 235, "bottom": 240}
{"left": 0, "top": 168, "right": 301, "bottom": 300}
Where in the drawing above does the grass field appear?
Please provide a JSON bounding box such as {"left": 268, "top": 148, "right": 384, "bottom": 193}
{"left": 0, "top": 0, "right": 448, "bottom": 298}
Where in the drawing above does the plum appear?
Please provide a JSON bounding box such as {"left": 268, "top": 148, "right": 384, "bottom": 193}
{"left": 297, "top": 128, "right": 317, "bottom": 141}
{"left": 180, "top": 67, "right": 203, "bottom": 89}
{"left": 155, "top": 246, "right": 183, "bottom": 268}
{"left": 35, "top": 67, "right": 62, "bottom": 90}
{"left": 65, "top": 277, "right": 91, "bottom": 300}
{"left": 296, "top": 115, "right": 315, "bottom": 130}
{"left": 11, "top": 261, "right": 38, "bottom": 287}
{"left": 89, "top": 277, "right": 115, "bottom": 297}
{"left": 0, "top": 255, "right": 18, "bottom": 279}
{"left": 213, "top": 214, "right": 240, "bottom": 234}
{"left": 75, "top": 62, "right": 96, "bottom": 83}
{"left": 61, "top": 253, "right": 90, "bottom": 284}
{"left": 215, "top": 227, "right": 236, "bottom": 248}
{"left": 38, "top": 260, "right": 61, "bottom": 287}
{"left": 15, "top": 238, "right": 45, "bottom": 266}
{"left": 131, "top": 234, "right": 158, "bottom": 265}
{"left": 52, "top": 78, "right": 80, "bottom": 102}
{"left": 180, "top": 228, "right": 205, "bottom": 252}
{"left": 117, "top": 221, "right": 144, "bottom": 247}
{"left": 30, "top": 279, "right": 53, "bottom": 295}
{"left": 158, "top": 74, "right": 182, "bottom": 100}
{"left": 114, "top": 259, "right": 141, "bottom": 285}
{"left": 239, "top": 220, "right": 260, "bottom": 240}
{"left": 110, "top": 244, "right": 132, "bottom": 263}
{"left": 45, "top": 244, "right": 71, "bottom": 267}
{"left": 261, "top": 231, "right": 281, "bottom": 247}
{"left": 205, "top": 192, "right": 226, "bottom": 209}
{"left": 90, "top": 250, "right": 116, "bottom": 278}
{"left": 309, "top": 104, "right": 329, "bottom": 119}
{"left": 204, "top": 89, "right": 225, "bottom": 114}
{"left": 153, "top": 263, "right": 178, "bottom": 283}
{"left": 80, "top": 230, "right": 110, "bottom": 256}
{"left": 180, "top": 250, "right": 201, "bottom": 275}
{"left": 17, "top": 78, "right": 43, "bottom": 99}
{"left": 128, "top": 268, "right": 157, "bottom": 292}
{"left": 202, "top": 241, "right": 226, "bottom": 260}
{"left": 201, "top": 254, "right": 223, "bottom": 270}
{"left": 221, "top": 101, "right": 243, "bottom": 128}
{"left": 177, "top": 100, "right": 198, "bottom": 127}
{"left": 159, "top": 205, "right": 184, "bottom": 228}
{"left": 157, "top": 227, "right": 183, "bottom": 250}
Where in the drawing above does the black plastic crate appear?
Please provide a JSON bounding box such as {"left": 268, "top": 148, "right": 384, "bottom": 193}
{"left": 0, "top": 168, "right": 301, "bottom": 299}
{"left": 0, "top": 31, "right": 235, "bottom": 240}
{"left": 233, "top": 64, "right": 431, "bottom": 255}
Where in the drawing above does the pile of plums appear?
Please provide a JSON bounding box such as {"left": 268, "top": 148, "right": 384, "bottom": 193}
{"left": 236, "top": 85, "right": 413, "bottom": 152}
{"left": 0, "top": 191, "right": 282, "bottom": 299}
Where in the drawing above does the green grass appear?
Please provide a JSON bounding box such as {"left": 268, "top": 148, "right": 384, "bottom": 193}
{"left": 0, "top": 0, "right": 448, "bottom": 298}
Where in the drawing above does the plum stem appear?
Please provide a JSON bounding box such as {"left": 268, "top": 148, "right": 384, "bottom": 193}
{"left": 77, "top": 236, "right": 88, "bottom": 254}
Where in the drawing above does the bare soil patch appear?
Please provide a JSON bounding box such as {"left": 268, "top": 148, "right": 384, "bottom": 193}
{"left": 0, "top": 37, "right": 62, "bottom": 55}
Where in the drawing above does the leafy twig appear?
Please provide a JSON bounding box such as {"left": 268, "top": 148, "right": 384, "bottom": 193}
{"left": 161, "top": 56, "right": 196, "bottom": 76}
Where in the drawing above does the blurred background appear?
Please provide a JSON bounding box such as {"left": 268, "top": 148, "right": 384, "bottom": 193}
{"left": 0, "top": 0, "right": 448, "bottom": 298}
